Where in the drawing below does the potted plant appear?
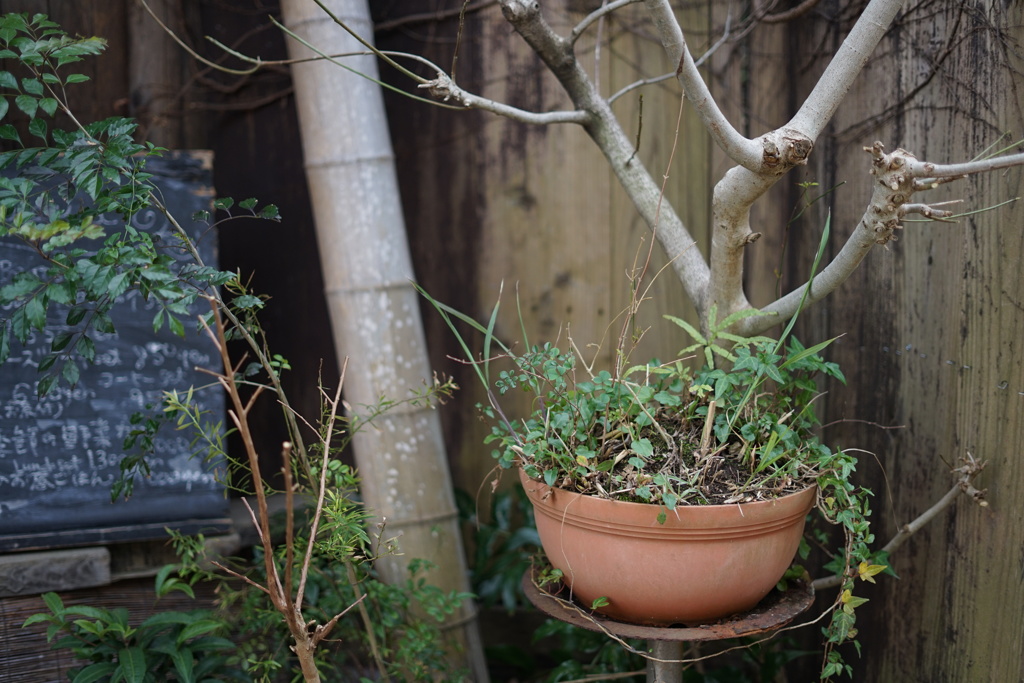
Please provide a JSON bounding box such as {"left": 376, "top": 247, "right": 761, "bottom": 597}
{"left": 420, "top": 287, "right": 876, "bottom": 633}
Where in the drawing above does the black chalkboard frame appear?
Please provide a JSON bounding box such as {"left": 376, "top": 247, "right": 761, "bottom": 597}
{"left": 0, "top": 151, "right": 231, "bottom": 552}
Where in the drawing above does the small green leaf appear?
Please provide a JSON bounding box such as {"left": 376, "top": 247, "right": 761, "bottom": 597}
{"left": 92, "top": 311, "right": 115, "bottom": 334}
{"left": 167, "top": 314, "right": 184, "bottom": 338}
{"left": 631, "top": 438, "right": 654, "bottom": 458}
{"left": 0, "top": 123, "right": 19, "bottom": 142}
{"left": 0, "top": 322, "right": 10, "bottom": 364}
{"left": 41, "top": 591, "right": 65, "bottom": 616}
{"left": 14, "top": 93, "right": 37, "bottom": 118}
{"left": 10, "top": 307, "right": 29, "bottom": 342}
{"left": 231, "top": 294, "right": 263, "bottom": 310}
{"left": 154, "top": 564, "right": 176, "bottom": 596}
{"left": 28, "top": 116, "right": 46, "bottom": 141}
{"left": 117, "top": 646, "right": 147, "bottom": 683}
{"left": 45, "top": 280, "right": 75, "bottom": 305}
{"left": 20, "top": 77, "right": 43, "bottom": 95}
{"left": 69, "top": 662, "right": 118, "bottom": 683}
{"left": 66, "top": 306, "right": 88, "bottom": 326}
{"left": 238, "top": 197, "right": 257, "bottom": 210}
{"left": 37, "top": 373, "right": 57, "bottom": 396}
{"left": 64, "top": 73, "right": 90, "bottom": 85}
{"left": 664, "top": 313, "right": 706, "bottom": 346}
{"left": 0, "top": 98, "right": 8, "bottom": 121}
{"left": 21, "top": 612, "right": 55, "bottom": 628}
{"left": 176, "top": 620, "right": 221, "bottom": 645}
{"left": 76, "top": 335, "right": 96, "bottom": 362}
{"left": 171, "top": 650, "right": 195, "bottom": 683}
{"left": 62, "top": 360, "right": 80, "bottom": 385}
{"left": 25, "top": 295, "right": 46, "bottom": 329}
{"left": 106, "top": 270, "right": 132, "bottom": 298}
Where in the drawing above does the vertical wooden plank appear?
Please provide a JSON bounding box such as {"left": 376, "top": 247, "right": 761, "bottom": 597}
{"left": 377, "top": 2, "right": 708, "bottom": 493}
{"left": 894, "top": 4, "right": 1016, "bottom": 679}
{"left": 605, "top": 1, "right": 707, "bottom": 368}
{"left": 0, "top": 0, "right": 129, "bottom": 126}
{"left": 467, "top": 4, "right": 617, "bottom": 489}
{"left": 128, "top": 0, "right": 185, "bottom": 146}
{"left": 718, "top": 3, "right": 806, "bottom": 313}
{"left": 774, "top": 2, "right": 1024, "bottom": 680}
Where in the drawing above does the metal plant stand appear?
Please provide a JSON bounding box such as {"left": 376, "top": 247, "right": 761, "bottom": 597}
{"left": 522, "top": 570, "right": 815, "bottom": 683}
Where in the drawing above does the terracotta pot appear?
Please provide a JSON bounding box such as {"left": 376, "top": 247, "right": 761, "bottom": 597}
{"left": 519, "top": 468, "right": 816, "bottom": 626}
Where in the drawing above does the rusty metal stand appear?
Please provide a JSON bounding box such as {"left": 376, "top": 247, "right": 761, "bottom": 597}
{"left": 522, "top": 570, "right": 815, "bottom": 683}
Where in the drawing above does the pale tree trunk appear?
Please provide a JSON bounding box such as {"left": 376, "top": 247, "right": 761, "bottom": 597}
{"left": 278, "top": 0, "right": 488, "bottom": 679}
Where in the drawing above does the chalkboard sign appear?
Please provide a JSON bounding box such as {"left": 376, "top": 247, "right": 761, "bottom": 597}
{"left": 0, "top": 152, "right": 230, "bottom": 552}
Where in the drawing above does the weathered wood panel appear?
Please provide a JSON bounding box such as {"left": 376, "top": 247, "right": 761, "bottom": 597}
{"left": 0, "top": 0, "right": 129, "bottom": 128}
{"left": 376, "top": 1, "right": 708, "bottom": 494}
{"left": 381, "top": 1, "right": 1024, "bottom": 680}
{"left": 780, "top": 2, "right": 1024, "bottom": 680}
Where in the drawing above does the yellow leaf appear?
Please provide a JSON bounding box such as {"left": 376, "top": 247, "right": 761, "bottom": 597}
{"left": 858, "top": 561, "right": 887, "bottom": 583}
{"left": 841, "top": 589, "right": 869, "bottom": 609}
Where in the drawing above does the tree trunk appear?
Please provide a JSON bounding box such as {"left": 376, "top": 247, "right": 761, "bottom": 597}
{"left": 277, "top": 0, "right": 488, "bottom": 679}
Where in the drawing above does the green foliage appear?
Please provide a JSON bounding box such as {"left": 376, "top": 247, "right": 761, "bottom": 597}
{"left": 0, "top": 12, "right": 237, "bottom": 395}
{"left": 475, "top": 333, "right": 847, "bottom": 509}
{"left": 4, "top": 14, "right": 471, "bottom": 683}
{"left": 22, "top": 569, "right": 247, "bottom": 683}
{"left": 455, "top": 485, "right": 540, "bottom": 614}
{"left": 665, "top": 303, "right": 775, "bottom": 369}
{"left": 424, "top": 280, "right": 880, "bottom": 680}
{"left": 173, "top": 517, "right": 471, "bottom": 682}
{"left": 155, "top": 357, "right": 466, "bottom": 681}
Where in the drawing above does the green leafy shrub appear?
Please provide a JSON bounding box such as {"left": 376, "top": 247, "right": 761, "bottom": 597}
{"left": 23, "top": 567, "right": 246, "bottom": 683}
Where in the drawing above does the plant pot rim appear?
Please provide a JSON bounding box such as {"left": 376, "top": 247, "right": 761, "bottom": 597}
{"left": 517, "top": 466, "right": 817, "bottom": 513}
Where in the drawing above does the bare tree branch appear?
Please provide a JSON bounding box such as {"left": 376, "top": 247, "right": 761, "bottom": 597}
{"left": 909, "top": 152, "right": 1024, "bottom": 179}
{"left": 642, "top": 0, "right": 763, "bottom": 171}
{"left": 786, "top": 0, "right": 906, "bottom": 140}
{"left": 572, "top": 0, "right": 640, "bottom": 45}
{"left": 418, "top": 72, "right": 591, "bottom": 124}
{"left": 499, "top": 0, "right": 711, "bottom": 311}
{"left": 607, "top": 12, "right": 732, "bottom": 104}
{"left": 741, "top": 143, "right": 1024, "bottom": 335}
